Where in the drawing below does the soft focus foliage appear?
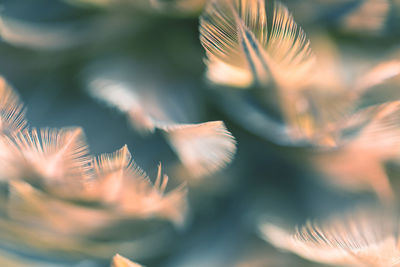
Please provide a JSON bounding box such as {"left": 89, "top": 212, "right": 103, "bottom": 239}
{"left": 0, "top": 77, "right": 188, "bottom": 262}
{"left": 261, "top": 207, "right": 400, "bottom": 267}
{"left": 86, "top": 58, "right": 237, "bottom": 177}
{"left": 1, "top": 0, "right": 400, "bottom": 266}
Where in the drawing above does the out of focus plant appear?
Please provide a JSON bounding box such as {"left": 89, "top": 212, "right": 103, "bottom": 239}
{"left": 1, "top": 0, "right": 400, "bottom": 266}
{"left": 261, "top": 206, "right": 400, "bottom": 267}
{"left": 0, "top": 76, "right": 189, "bottom": 261}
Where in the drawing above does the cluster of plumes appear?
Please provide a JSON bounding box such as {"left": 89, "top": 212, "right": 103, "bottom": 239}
{"left": 0, "top": 1, "right": 238, "bottom": 179}
{"left": 0, "top": 76, "right": 190, "bottom": 259}
{"left": 85, "top": 59, "right": 237, "bottom": 178}
{"left": 1, "top": 0, "right": 400, "bottom": 266}
{"left": 198, "top": 0, "right": 400, "bottom": 266}
{"left": 0, "top": 0, "right": 241, "bottom": 264}
{"left": 199, "top": 0, "right": 400, "bottom": 201}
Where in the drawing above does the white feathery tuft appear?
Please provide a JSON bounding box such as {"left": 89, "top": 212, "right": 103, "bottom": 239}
{"left": 161, "top": 121, "right": 237, "bottom": 177}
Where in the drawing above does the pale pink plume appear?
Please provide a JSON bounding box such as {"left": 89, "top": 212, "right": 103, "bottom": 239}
{"left": 285, "top": 57, "right": 400, "bottom": 147}
{"left": 354, "top": 60, "right": 400, "bottom": 93}
{"left": 87, "top": 77, "right": 157, "bottom": 133}
{"left": 7, "top": 180, "right": 113, "bottom": 235}
{"left": 4, "top": 127, "right": 92, "bottom": 185}
{"left": 89, "top": 145, "right": 188, "bottom": 227}
{"left": 199, "top": 0, "right": 316, "bottom": 90}
{"left": 161, "top": 121, "right": 237, "bottom": 178}
{"left": 198, "top": 0, "right": 347, "bottom": 146}
{"left": 312, "top": 101, "right": 400, "bottom": 202}
{"left": 260, "top": 207, "right": 400, "bottom": 267}
{"left": 198, "top": 0, "right": 399, "bottom": 148}
{"left": 86, "top": 145, "right": 133, "bottom": 203}
{"left": 0, "top": 74, "right": 188, "bottom": 259}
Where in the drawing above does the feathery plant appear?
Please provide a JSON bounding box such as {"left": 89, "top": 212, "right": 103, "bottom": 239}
{"left": 0, "top": 0, "right": 400, "bottom": 266}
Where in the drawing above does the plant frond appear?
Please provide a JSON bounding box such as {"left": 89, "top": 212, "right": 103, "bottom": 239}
{"left": 260, "top": 222, "right": 357, "bottom": 266}
{"left": 86, "top": 145, "right": 147, "bottom": 203}
{"left": 118, "top": 163, "right": 188, "bottom": 227}
{"left": 8, "top": 180, "right": 112, "bottom": 235}
{"left": 307, "top": 101, "right": 400, "bottom": 202}
{"left": 354, "top": 60, "right": 400, "bottom": 93}
{"left": 294, "top": 208, "right": 400, "bottom": 267}
{"left": 261, "top": 208, "right": 400, "bottom": 267}
{"left": 161, "top": 121, "right": 237, "bottom": 177}
{"left": 8, "top": 127, "right": 92, "bottom": 183}
{"left": 199, "top": 0, "right": 315, "bottom": 89}
{"left": 84, "top": 146, "right": 188, "bottom": 226}
{"left": 92, "top": 145, "right": 136, "bottom": 176}
{"left": 350, "top": 101, "right": 400, "bottom": 156}
{"left": 0, "top": 77, "right": 27, "bottom": 135}
{"left": 87, "top": 76, "right": 158, "bottom": 133}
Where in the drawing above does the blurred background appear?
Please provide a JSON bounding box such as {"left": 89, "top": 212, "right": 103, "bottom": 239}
{"left": 0, "top": 0, "right": 399, "bottom": 266}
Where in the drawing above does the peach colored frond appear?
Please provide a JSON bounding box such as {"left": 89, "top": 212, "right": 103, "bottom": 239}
{"left": 205, "top": 59, "right": 254, "bottom": 88}
{"left": 92, "top": 145, "right": 133, "bottom": 175}
{"left": 351, "top": 101, "right": 400, "bottom": 157}
{"left": 84, "top": 146, "right": 188, "bottom": 226}
{"left": 354, "top": 60, "right": 400, "bottom": 93}
{"left": 0, "top": 77, "right": 27, "bottom": 135}
{"left": 309, "top": 100, "right": 400, "bottom": 201}
{"left": 161, "top": 121, "right": 237, "bottom": 177}
{"left": 199, "top": 0, "right": 315, "bottom": 89}
{"left": 86, "top": 145, "right": 146, "bottom": 203}
{"left": 87, "top": 77, "right": 159, "bottom": 133}
{"left": 111, "top": 254, "right": 143, "bottom": 267}
{"left": 8, "top": 127, "right": 92, "bottom": 183}
{"left": 8, "top": 180, "right": 112, "bottom": 235}
{"left": 260, "top": 222, "right": 356, "bottom": 266}
{"left": 118, "top": 163, "right": 188, "bottom": 227}
{"left": 261, "top": 208, "right": 400, "bottom": 267}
